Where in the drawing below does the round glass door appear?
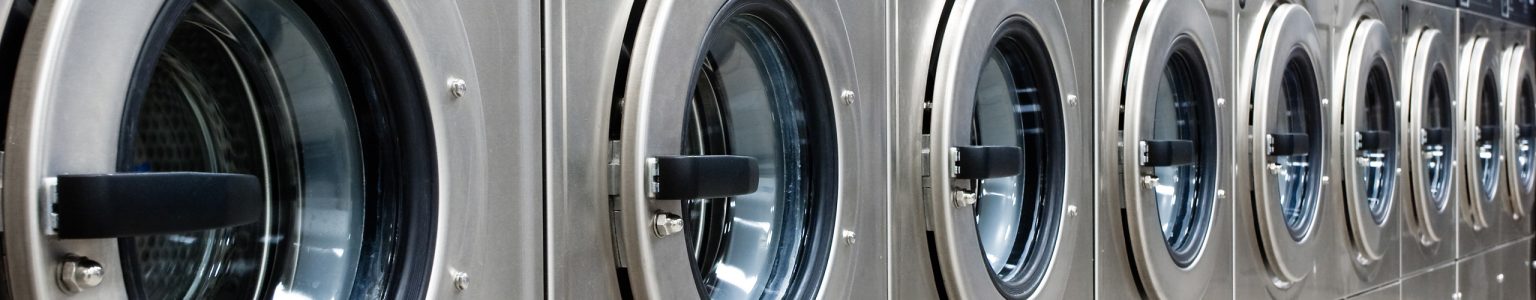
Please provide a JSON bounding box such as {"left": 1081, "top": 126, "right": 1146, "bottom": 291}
{"left": 1420, "top": 67, "right": 1456, "bottom": 212}
{"left": 1472, "top": 71, "right": 1503, "bottom": 203}
{"left": 967, "top": 21, "right": 1062, "bottom": 298}
{"left": 678, "top": 7, "right": 836, "bottom": 300}
{"left": 1267, "top": 51, "right": 1324, "bottom": 240}
{"left": 1145, "top": 41, "right": 1218, "bottom": 268}
{"left": 115, "top": 0, "right": 433, "bottom": 298}
{"left": 1515, "top": 77, "right": 1535, "bottom": 195}
{"left": 1354, "top": 63, "right": 1399, "bottom": 225}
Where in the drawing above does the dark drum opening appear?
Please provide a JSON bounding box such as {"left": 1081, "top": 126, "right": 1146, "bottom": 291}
{"left": 1421, "top": 66, "right": 1455, "bottom": 211}
{"left": 1270, "top": 50, "right": 1323, "bottom": 241}
{"left": 1145, "top": 38, "right": 1218, "bottom": 268}
{"left": 678, "top": 1, "right": 837, "bottom": 299}
{"left": 1517, "top": 76, "right": 1535, "bottom": 192}
{"left": 1357, "top": 60, "right": 1399, "bottom": 225}
{"left": 966, "top": 17, "right": 1064, "bottom": 299}
{"left": 1474, "top": 71, "right": 1503, "bottom": 203}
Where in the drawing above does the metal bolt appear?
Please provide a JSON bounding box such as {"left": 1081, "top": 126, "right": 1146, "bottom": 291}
{"left": 842, "top": 230, "right": 857, "bottom": 245}
{"left": 840, "top": 90, "right": 855, "bottom": 105}
{"left": 448, "top": 78, "right": 468, "bottom": 98}
{"left": 1217, "top": 189, "right": 1227, "bottom": 199}
{"left": 56, "top": 254, "right": 102, "bottom": 294}
{"left": 1066, "top": 94, "right": 1078, "bottom": 106}
{"left": 953, "top": 190, "right": 977, "bottom": 207}
{"left": 1066, "top": 205, "right": 1079, "bottom": 217}
{"left": 652, "top": 213, "right": 684, "bottom": 237}
{"left": 1452, "top": 292, "right": 1463, "bottom": 300}
{"left": 1321, "top": 176, "right": 1330, "bottom": 185}
{"left": 1321, "top": 98, "right": 1330, "bottom": 106}
{"left": 1217, "top": 98, "right": 1226, "bottom": 108}
{"left": 1496, "top": 273, "right": 1505, "bottom": 283}
{"left": 1140, "top": 176, "right": 1159, "bottom": 187}
{"left": 452, "top": 270, "right": 470, "bottom": 291}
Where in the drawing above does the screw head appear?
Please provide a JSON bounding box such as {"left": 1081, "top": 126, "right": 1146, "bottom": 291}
{"left": 842, "top": 230, "right": 857, "bottom": 245}
{"left": 1066, "top": 94, "right": 1078, "bottom": 106}
{"left": 452, "top": 270, "right": 470, "bottom": 291}
{"left": 840, "top": 90, "right": 855, "bottom": 105}
{"left": 1066, "top": 205, "right": 1079, "bottom": 217}
{"left": 953, "top": 190, "right": 977, "bottom": 207}
{"left": 57, "top": 254, "right": 102, "bottom": 294}
{"left": 448, "top": 78, "right": 468, "bottom": 98}
{"left": 652, "top": 213, "right": 685, "bottom": 237}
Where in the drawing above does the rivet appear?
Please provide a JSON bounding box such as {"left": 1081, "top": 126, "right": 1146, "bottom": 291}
{"left": 840, "top": 90, "right": 855, "bottom": 105}
{"left": 842, "top": 230, "right": 857, "bottom": 245}
{"left": 1067, "top": 205, "right": 1079, "bottom": 217}
{"left": 1496, "top": 273, "right": 1505, "bottom": 283}
{"left": 1217, "top": 98, "right": 1227, "bottom": 108}
{"left": 1066, "top": 94, "right": 1078, "bottom": 106}
{"left": 448, "top": 78, "right": 468, "bottom": 98}
{"left": 452, "top": 270, "right": 470, "bottom": 291}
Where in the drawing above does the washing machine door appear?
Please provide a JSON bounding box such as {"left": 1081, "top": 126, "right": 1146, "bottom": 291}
{"left": 923, "top": 0, "right": 1084, "bottom": 298}
{"left": 1458, "top": 36, "right": 1504, "bottom": 230}
{"left": 1334, "top": 18, "right": 1400, "bottom": 265}
{"left": 1501, "top": 44, "right": 1536, "bottom": 223}
{"left": 1112, "top": 0, "right": 1230, "bottom": 298}
{"left": 2, "top": 0, "right": 439, "bottom": 298}
{"left": 1240, "top": 3, "right": 1326, "bottom": 283}
{"left": 611, "top": 0, "right": 860, "bottom": 298}
{"left": 1402, "top": 28, "right": 1458, "bottom": 246}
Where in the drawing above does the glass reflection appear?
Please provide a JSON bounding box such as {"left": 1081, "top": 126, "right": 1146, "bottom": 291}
{"left": 1147, "top": 47, "right": 1213, "bottom": 268}
{"left": 1356, "top": 64, "right": 1398, "bottom": 225}
{"left": 1271, "top": 55, "right": 1321, "bottom": 240}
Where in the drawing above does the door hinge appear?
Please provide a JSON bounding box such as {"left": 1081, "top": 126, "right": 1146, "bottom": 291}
{"left": 919, "top": 134, "right": 934, "bottom": 231}
{"left": 604, "top": 140, "right": 629, "bottom": 268}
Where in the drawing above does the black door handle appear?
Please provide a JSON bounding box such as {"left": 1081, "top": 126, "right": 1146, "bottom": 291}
{"left": 649, "top": 155, "right": 759, "bottom": 200}
{"left": 951, "top": 146, "right": 1023, "bottom": 180}
{"left": 53, "top": 172, "right": 262, "bottom": 239}
{"left": 1140, "top": 139, "right": 1197, "bottom": 167}
{"left": 1267, "top": 133, "right": 1311, "bottom": 156}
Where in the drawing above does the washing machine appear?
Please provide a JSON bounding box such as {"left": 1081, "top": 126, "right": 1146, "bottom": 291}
{"left": 1455, "top": 7, "right": 1512, "bottom": 258}
{"left": 889, "top": 0, "right": 1090, "bottom": 298}
{"left": 1233, "top": 0, "right": 1336, "bottom": 298}
{"left": 1498, "top": 14, "right": 1536, "bottom": 244}
{"left": 1398, "top": 0, "right": 1461, "bottom": 279}
{"left": 1327, "top": 0, "right": 1407, "bottom": 296}
{"left": 0, "top": 0, "right": 508, "bottom": 298}
{"left": 1095, "top": 0, "right": 1234, "bottom": 298}
{"left": 544, "top": 0, "right": 888, "bottom": 298}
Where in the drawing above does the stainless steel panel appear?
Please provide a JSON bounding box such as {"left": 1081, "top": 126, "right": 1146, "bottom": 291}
{"left": 450, "top": 0, "right": 544, "bottom": 298}
{"left": 1401, "top": 262, "right": 1457, "bottom": 300}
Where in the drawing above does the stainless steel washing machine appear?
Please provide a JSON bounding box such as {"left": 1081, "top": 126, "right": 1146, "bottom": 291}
{"left": 1233, "top": 0, "right": 1336, "bottom": 298}
{"left": 1399, "top": 0, "right": 1461, "bottom": 279}
{"left": 1498, "top": 16, "right": 1536, "bottom": 245}
{"left": 0, "top": 0, "right": 499, "bottom": 298}
{"left": 890, "top": 0, "right": 1091, "bottom": 298}
{"left": 1328, "top": 0, "right": 1408, "bottom": 296}
{"left": 1096, "top": 0, "right": 1234, "bottom": 298}
{"left": 544, "top": 0, "right": 887, "bottom": 298}
{"left": 1455, "top": 7, "right": 1512, "bottom": 257}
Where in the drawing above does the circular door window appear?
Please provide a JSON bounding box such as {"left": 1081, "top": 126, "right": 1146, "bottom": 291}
{"left": 1268, "top": 51, "right": 1324, "bottom": 240}
{"left": 1421, "top": 67, "right": 1456, "bottom": 211}
{"left": 1472, "top": 71, "right": 1503, "bottom": 203}
{"left": 678, "top": 6, "right": 837, "bottom": 299}
{"left": 117, "top": 0, "right": 433, "bottom": 298}
{"left": 1145, "top": 41, "right": 1218, "bottom": 268}
{"left": 967, "top": 20, "right": 1062, "bottom": 298}
{"left": 1355, "top": 62, "right": 1399, "bottom": 225}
